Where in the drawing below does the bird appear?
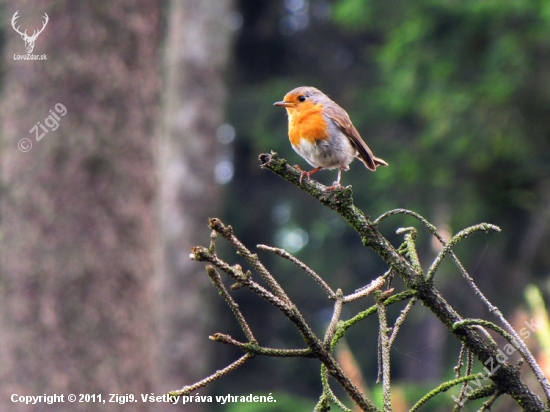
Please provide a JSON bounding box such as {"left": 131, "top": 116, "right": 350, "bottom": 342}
{"left": 274, "top": 86, "right": 387, "bottom": 189}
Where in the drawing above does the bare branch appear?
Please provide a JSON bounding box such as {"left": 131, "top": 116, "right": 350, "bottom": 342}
{"left": 375, "top": 207, "right": 550, "bottom": 403}
{"left": 206, "top": 266, "right": 256, "bottom": 343}
{"left": 478, "top": 391, "right": 502, "bottom": 411}
{"left": 410, "top": 374, "right": 492, "bottom": 412}
{"left": 388, "top": 297, "right": 417, "bottom": 347}
{"left": 193, "top": 218, "right": 379, "bottom": 411}
{"left": 333, "top": 290, "right": 416, "bottom": 350}
{"left": 210, "top": 333, "right": 314, "bottom": 357}
{"left": 396, "top": 227, "right": 423, "bottom": 275}
{"left": 208, "top": 218, "right": 291, "bottom": 303}
{"left": 257, "top": 244, "right": 336, "bottom": 299}
{"left": 453, "top": 318, "right": 550, "bottom": 402}
{"left": 176, "top": 154, "right": 549, "bottom": 411}
{"left": 344, "top": 275, "right": 386, "bottom": 303}
{"left": 453, "top": 349, "right": 474, "bottom": 411}
{"left": 317, "top": 364, "right": 352, "bottom": 412}
{"left": 427, "top": 223, "right": 501, "bottom": 281}
{"left": 169, "top": 353, "right": 253, "bottom": 396}
{"left": 375, "top": 291, "right": 392, "bottom": 412}
{"left": 324, "top": 290, "right": 344, "bottom": 349}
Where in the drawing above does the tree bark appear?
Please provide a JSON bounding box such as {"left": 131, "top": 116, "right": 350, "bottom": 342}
{"left": 0, "top": 2, "right": 161, "bottom": 411}
{"left": 157, "top": 0, "right": 236, "bottom": 404}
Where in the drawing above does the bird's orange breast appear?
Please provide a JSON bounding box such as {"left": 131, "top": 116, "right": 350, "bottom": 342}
{"left": 287, "top": 102, "right": 330, "bottom": 147}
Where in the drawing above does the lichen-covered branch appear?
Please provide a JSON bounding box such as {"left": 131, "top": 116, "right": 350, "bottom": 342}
{"left": 410, "top": 374, "right": 495, "bottom": 412}
{"left": 453, "top": 318, "right": 550, "bottom": 401}
{"left": 324, "top": 290, "right": 344, "bottom": 348}
{"left": 170, "top": 153, "right": 548, "bottom": 412}
{"left": 169, "top": 353, "right": 253, "bottom": 396}
{"left": 208, "top": 218, "right": 291, "bottom": 303}
{"left": 210, "top": 333, "right": 314, "bottom": 357}
{"left": 427, "top": 223, "right": 501, "bottom": 280}
{"left": 375, "top": 291, "right": 392, "bottom": 411}
{"left": 206, "top": 266, "right": 256, "bottom": 343}
{"left": 317, "top": 364, "right": 352, "bottom": 412}
{"left": 332, "top": 290, "right": 416, "bottom": 349}
{"left": 375, "top": 208, "right": 550, "bottom": 404}
{"left": 259, "top": 152, "right": 548, "bottom": 411}
{"left": 343, "top": 275, "right": 386, "bottom": 303}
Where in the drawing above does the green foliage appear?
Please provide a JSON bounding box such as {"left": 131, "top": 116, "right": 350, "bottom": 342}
{"left": 334, "top": 0, "right": 550, "bottom": 173}
{"left": 333, "top": 0, "right": 371, "bottom": 28}
{"left": 328, "top": 0, "right": 550, "bottom": 263}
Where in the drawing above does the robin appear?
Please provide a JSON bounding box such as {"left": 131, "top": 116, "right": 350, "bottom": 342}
{"left": 274, "top": 86, "right": 387, "bottom": 189}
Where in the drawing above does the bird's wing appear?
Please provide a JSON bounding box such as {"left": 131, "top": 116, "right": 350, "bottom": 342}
{"left": 323, "top": 104, "right": 377, "bottom": 170}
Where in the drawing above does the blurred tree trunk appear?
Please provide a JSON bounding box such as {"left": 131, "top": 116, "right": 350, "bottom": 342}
{"left": 0, "top": 2, "right": 161, "bottom": 411}
{"left": 157, "top": 0, "right": 235, "bottom": 403}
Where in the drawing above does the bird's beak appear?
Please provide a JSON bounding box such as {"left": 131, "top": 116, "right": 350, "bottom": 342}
{"left": 273, "top": 101, "right": 294, "bottom": 108}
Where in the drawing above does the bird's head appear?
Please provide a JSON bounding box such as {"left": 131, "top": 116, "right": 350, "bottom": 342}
{"left": 273, "top": 86, "right": 328, "bottom": 112}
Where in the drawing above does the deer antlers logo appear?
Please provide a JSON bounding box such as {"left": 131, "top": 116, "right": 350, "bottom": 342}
{"left": 12, "top": 11, "right": 49, "bottom": 54}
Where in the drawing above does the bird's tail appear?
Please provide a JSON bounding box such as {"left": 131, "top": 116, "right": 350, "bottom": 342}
{"left": 357, "top": 154, "right": 388, "bottom": 171}
{"left": 373, "top": 156, "right": 388, "bottom": 167}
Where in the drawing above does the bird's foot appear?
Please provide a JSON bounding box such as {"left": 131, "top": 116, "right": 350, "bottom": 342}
{"left": 299, "top": 171, "right": 310, "bottom": 185}
{"left": 326, "top": 181, "right": 344, "bottom": 191}
{"left": 293, "top": 165, "right": 308, "bottom": 185}
{"left": 293, "top": 165, "right": 322, "bottom": 185}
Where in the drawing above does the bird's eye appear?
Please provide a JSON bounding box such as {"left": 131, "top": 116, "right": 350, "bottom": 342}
{"left": 298, "top": 95, "right": 306, "bottom": 102}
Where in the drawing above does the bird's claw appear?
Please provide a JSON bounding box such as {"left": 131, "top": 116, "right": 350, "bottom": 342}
{"left": 299, "top": 171, "right": 311, "bottom": 185}
{"left": 326, "top": 182, "right": 343, "bottom": 191}
{"left": 293, "top": 165, "right": 310, "bottom": 185}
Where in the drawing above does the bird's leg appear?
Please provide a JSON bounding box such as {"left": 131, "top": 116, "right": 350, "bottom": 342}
{"left": 295, "top": 165, "right": 323, "bottom": 185}
{"left": 326, "top": 167, "right": 345, "bottom": 190}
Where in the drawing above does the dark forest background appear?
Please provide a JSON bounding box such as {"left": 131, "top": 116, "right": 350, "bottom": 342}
{"left": 1, "top": 1, "right": 549, "bottom": 411}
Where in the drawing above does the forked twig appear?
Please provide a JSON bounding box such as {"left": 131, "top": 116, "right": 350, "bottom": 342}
{"left": 191, "top": 218, "right": 379, "bottom": 411}
{"left": 206, "top": 266, "right": 256, "bottom": 343}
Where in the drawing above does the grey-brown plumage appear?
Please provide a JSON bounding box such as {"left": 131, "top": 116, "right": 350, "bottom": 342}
{"left": 274, "top": 86, "right": 388, "bottom": 188}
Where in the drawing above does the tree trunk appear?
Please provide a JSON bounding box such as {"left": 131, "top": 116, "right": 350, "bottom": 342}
{"left": 0, "top": 2, "right": 161, "bottom": 411}
{"left": 157, "top": 0, "right": 236, "bottom": 403}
